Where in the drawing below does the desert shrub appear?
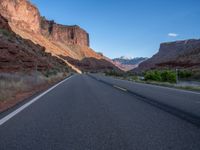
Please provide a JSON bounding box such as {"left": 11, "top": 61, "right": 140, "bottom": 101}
{"left": 44, "top": 69, "right": 59, "bottom": 77}
{"left": 105, "top": 70, "right": 124, "bottom": 77}
{"left": 145, "top": 70, "right": 176, "bottom": 83}
{"left": 0, "top": 73, "right": 28, "bottom": 101}
{"left": 131, "top": 76, "right": 139, "bottom": 81}
{"left": 0, "top": 72, "right": 66, "bottom": 102}
{"left": 0, "top": 29, "right": 12, "bottom": 37}
{"left": 145, "top": 71, "right": 162, "bottom": 81}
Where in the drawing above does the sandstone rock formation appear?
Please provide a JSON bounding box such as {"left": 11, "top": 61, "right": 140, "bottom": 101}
{"left": 41, "top": 18, "right": 89, "bottom": 47}
{"left": 133, "top": 39, "right": 200, "bottom": 72}
{"left": 0, "top": 0, "right": 41, "bottom": 33}
{"left": 0, "top": 0, "right": 118, "bottom": 73}
{"left": 0, "top": 15, "right": 11, "bottom": 30}
{"left": 0, "top": 14, "right": 73, "bottom": 73}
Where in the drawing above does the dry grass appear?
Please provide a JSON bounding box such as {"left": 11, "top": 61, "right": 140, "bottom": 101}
{"left": 0, "top": 72, "right": 67, "bottom": 102}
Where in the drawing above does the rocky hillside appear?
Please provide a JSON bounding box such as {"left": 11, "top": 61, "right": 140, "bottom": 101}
{"left": 63, "top": 57, "right": 122, "bottom": 73}
{"left": 133, "top": 39, "right": 200, "bottom": 72}
{"left": 0, "top": 14, "right": 72, "bottom": 73}
{"left": 113, "top": 57, "right": 147, "bottom": 71}
{"left": 0, "top": 0, "right": 119, "bottom": 72}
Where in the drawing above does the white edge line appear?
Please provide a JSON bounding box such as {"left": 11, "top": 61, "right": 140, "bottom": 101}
{"left": 0, "top": 75, "right": 74, "bottom": 126}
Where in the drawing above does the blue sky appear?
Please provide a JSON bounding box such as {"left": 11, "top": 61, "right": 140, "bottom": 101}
{"left": 31, "top": 0, "right": 200, "bottom": 58}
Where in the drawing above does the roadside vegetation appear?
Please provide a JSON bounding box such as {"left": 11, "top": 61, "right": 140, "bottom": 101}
{"left": 104, "top": 69, "right": 200, "bottom": 92}
{"left": 105, "top": 70, "right": 125, "bottom": 77}
{"left": 0, "top": 70, "right": 69, "bottom": 102}
{"left": 144, "top": 70, "right": 176, "bottom": 83}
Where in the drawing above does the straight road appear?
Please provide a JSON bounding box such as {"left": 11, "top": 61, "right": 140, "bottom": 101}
{"left": 0, "top": 74, "right": 200, "bottom": 150}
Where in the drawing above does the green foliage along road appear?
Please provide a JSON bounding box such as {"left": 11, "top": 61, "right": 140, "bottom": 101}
{"left": 145, "top": 70, "right": 176, "bottom": 83}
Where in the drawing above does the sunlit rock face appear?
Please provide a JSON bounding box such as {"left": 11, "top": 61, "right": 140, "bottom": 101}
{"left": 0, "top": 0, "right": 41, "bottom": 33}
{"left": 0, "top": 0, "right": 121, "bottom": 72}
{"left": 0, "top": 14, "right": 73, "bottom": 73}
{"left": 0, "top": 0, "right": 90, "bottom": 47}
{"left": 40, "top": 18, "right": 90, "bottom": 47}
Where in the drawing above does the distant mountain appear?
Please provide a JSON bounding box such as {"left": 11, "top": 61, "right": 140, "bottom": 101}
{"left": 133, "top": 39, "right": 200, "bottom": 73}
{"left": 113, "top": 57, "right": 148, "bottom": 65}
{"left": 116, "top": 56, "right": 134, "bottom": 60}
{"left": 112, "top": 57, "right": 148, "bottom": 71}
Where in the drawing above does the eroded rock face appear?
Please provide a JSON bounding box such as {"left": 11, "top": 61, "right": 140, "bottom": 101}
{"left": 0, "top": 0, "right": 41, "bottom": 33}
{"left": 41, "top": 18, "right": 89, "bottom": 47}
{"left": 0, "top": 0, "right": 120, "bottom": 72}
{"left": 134, "top": 39, "right": 200, "bottom": 72}
{"left": 0, "top": 15, "right": 72, "bottom": 73}
{"left": 0, "top": 0, "right": 89, "bottom": 47}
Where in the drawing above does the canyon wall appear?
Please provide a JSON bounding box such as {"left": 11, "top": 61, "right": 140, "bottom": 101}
{"left": 41, "top": 18, "right": 89, "bottom": 47}
{"left": 0, "top": 0, "right": 90, "bottom": 47}
{"left": 0, "top": 14, "right": 73, "bottom": 73}
{"left": 0, "top": 0, "right": 41, "bottom": 33}
{"left": 0, "top": 0, "right": 119, "bottom": 72}
{"left": 134, "top": 39, "right": 200, "bottom": 72}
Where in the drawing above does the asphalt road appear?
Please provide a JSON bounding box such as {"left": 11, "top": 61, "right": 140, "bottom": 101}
{"left": 0, "top": 74, "right": 200, "bottom": 150}
{"left": 89, "top": 74, "right": 200, "bottom": 124}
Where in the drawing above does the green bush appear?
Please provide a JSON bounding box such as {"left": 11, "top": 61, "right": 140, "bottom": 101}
{"left": 178, "top": 70, "right": 192, "bottom": 79}
{"left": 145, "top": 71, "right": 161, "bottom": 81}
{"left": 160, "top": 70, "right": 176, "bottom": 83}
{"left": 145, "top": 70, "right": 176, "bottom": 83}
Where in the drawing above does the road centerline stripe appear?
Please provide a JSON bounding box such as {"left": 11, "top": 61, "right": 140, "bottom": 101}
{"left": 0, "top": 75, "right": 74, "bottom": 126}
{"left": 113, "top": 85, "right": 127, "bottom": 92}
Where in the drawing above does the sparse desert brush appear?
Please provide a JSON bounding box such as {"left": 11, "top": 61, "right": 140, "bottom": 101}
{"left": 0, "top": 73, "right": 28, "bottom": 101}
{"left": 0, "top": 71, "right": 67, "bottom": 102}
{"left": 43, "top": 72, "right": 65, "bottom": 84}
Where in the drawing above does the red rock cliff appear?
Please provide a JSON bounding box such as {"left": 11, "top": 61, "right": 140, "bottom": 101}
{"left": 41, "top": 18, "right": 89, "bottom": 47}
{"left": 133, "top": 39, "right": 200, "bottom": 72}
{"left": 0, "top": 0, "right": 41, "bottom": 33}
{"left": 0, "top": 0, "right": 90, "bottom": 47}
{"left": 0, "top": 0, "right": 120, "bottom": 72}
{"left": 0, "top": 14, "right": 73, "bottom": 73}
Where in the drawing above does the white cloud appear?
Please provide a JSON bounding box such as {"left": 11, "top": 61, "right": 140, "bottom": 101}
{"left": 168, "top": 33, "right": 179, "bottom": 37}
